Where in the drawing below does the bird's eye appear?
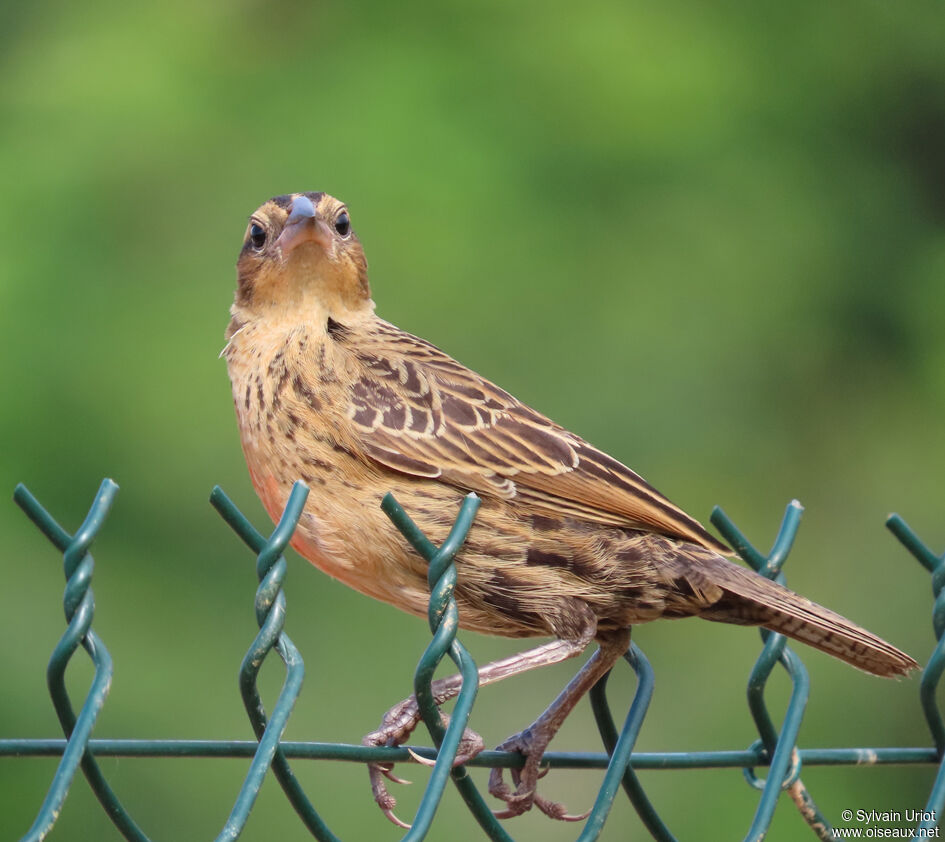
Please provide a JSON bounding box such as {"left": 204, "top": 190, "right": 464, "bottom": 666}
{"left": 249, "top": 223, "right": 267, "bottom": 250}
{"left": 334, "top": 211, "right": 351, "bottom": 237}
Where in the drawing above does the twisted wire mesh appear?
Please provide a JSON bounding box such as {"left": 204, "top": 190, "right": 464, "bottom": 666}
{"left": 3, "top": 479, "right": 943, "bottom": 841}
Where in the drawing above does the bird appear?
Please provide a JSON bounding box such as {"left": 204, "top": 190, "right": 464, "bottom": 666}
{"left": 223, "top": 191, "right": 918, "bottom": 825}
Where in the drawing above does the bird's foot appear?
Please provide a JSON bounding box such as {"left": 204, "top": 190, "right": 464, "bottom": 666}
{"left": 363, "top": 697, "right": 484, "bottom": 828}
{"left": 488, "top": 729, "right": 590, "bottom": 822}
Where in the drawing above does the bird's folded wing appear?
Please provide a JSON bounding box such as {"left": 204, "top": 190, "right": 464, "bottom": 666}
{"left": 346, "top": 321, "right": 730, "bottom": 555}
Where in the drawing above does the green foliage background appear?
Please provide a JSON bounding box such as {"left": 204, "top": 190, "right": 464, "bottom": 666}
{"left": 2, "top": 2, "right": 944, "bottom": 839}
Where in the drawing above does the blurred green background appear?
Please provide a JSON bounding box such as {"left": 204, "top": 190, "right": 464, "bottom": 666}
{"left": 2, "top": 1, "right": 945, "bottom": 839}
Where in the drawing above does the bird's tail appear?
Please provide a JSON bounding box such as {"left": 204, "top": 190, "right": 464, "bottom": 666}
{"left": 690, "top": 556, "right": 918, "bottom": 678}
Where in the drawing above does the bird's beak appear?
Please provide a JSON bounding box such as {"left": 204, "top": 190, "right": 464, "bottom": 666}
{"left": 277, "top": 195, "right": 333, "bottom": 256}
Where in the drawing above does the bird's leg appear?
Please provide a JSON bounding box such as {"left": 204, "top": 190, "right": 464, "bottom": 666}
{"left": 488, "top": 628, "right": 631, "bottom": 821}
{"left": 364, "top": 638, "right": 590, "bottom": 827}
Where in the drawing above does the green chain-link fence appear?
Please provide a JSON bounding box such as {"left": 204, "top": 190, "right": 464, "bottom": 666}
{"left": 3, "top": 478, "right": 943, "bottom": 841}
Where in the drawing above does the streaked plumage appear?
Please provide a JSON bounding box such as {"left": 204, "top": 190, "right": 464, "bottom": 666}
{"left": 224, "top": 191, "right": 917, "bottom": 821}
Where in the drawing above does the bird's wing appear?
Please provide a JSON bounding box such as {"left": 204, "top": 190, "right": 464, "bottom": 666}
{"left": 346, "top": 320, "right": 730, "bottom": 554}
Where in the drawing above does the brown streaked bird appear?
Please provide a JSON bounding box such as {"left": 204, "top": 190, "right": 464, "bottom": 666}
{"left": 224, "top": 191, "right": 917, "bottom": 824}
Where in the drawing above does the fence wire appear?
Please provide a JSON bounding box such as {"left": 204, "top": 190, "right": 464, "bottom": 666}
{"left": 3, "top": 478, "right": 944, "bottom": 841}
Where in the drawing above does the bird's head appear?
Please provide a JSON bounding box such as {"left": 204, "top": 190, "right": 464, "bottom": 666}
{"left": 232, "top": 192, "right": 372, "bottom": 325}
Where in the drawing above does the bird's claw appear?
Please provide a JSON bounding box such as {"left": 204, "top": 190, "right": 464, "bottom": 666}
{"left": 379, "top": 763, "right": 413, "bottom": 785}
{"left": 368, "top": 760, "right": 412, "bottom": 827}
{"left": 407, "top": 747, "right": 436, "bottom": 767}
{"left": 363, "top": 697, "right": 424, "bottom": 821}
{"left": 534, "top": 794, "right": 592, "bottom": 822}
{"left": 488, "top": 730, "right": 588, "bottom": 822}
{"left": 364, "top": 698, "right": 484, "bottom": 823}
{"left": 369, "top": 766, "right": 411, "bottom": 828}
{"left": 382, "top": 807, "right": 412, "bottom": 830}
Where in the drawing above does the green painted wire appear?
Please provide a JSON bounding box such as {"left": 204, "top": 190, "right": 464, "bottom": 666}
{"left": 14, "top": 480, "right": 150, "bottom": 842}
{"left": 216, "top": 482, "right": 308, "bottom": 841}
{"left": 886, "top": 513, "right": 945, "bottom": 833}
{"left": 381, "top": 492, "right": 515, "bottom": 842}
{"left": 712, "top": 501, "right": 834, "bottom": 841}
{"left": 12, "top": 479, "right": 945, "bottom": 841}
{"left": 583, "top": 643, "right": 669, "bottom": 842}
{"left": 211, "top": 482, "right": 342, "bottom": 842}
{"left": 2, "top": 738, "right": 939, "bottom": 767}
